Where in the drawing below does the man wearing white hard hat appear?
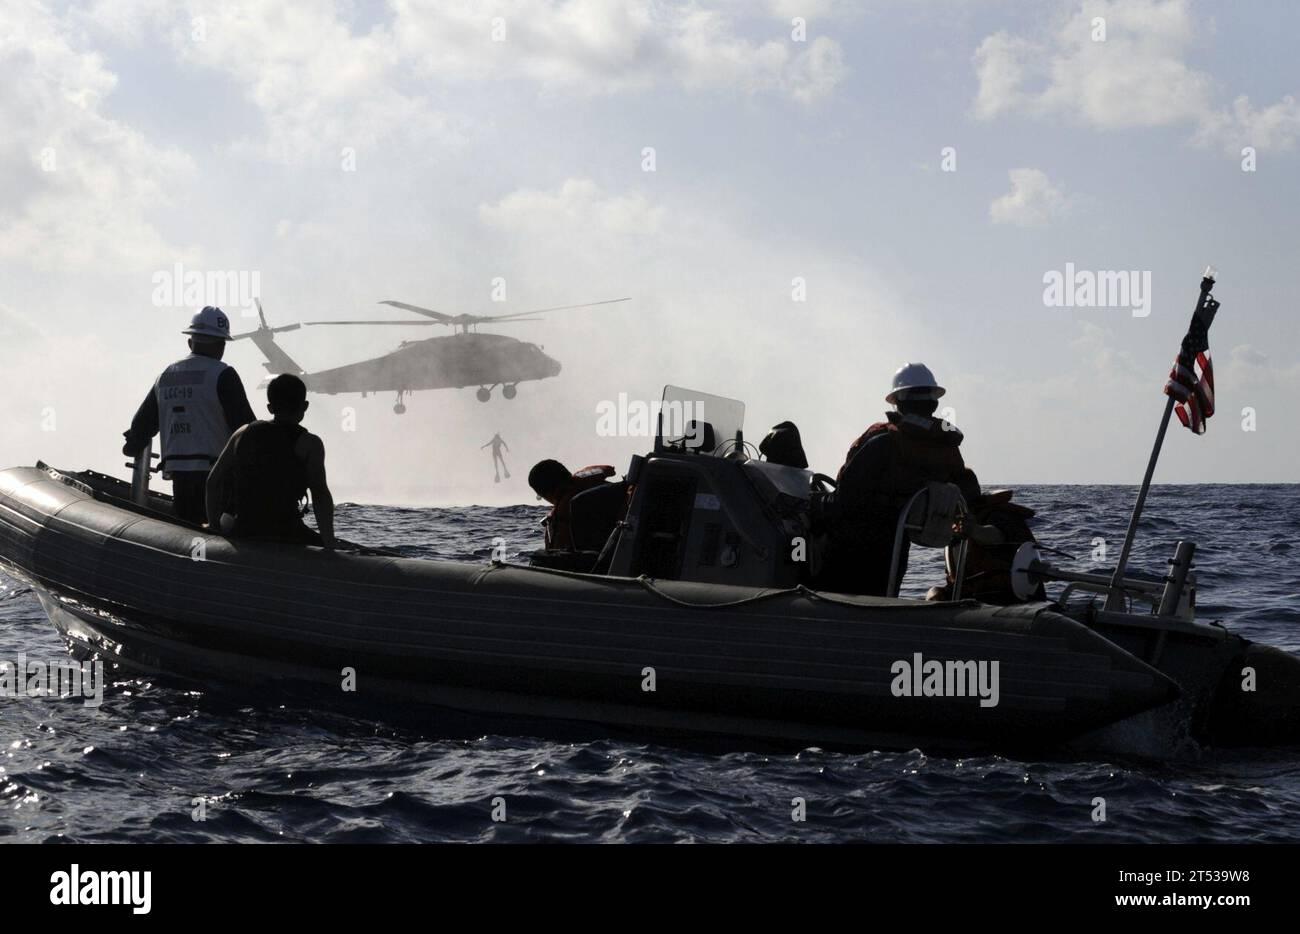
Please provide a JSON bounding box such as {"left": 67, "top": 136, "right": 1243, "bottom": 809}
{"left": 817, "top": 363, "right": 982, "bottom": 596}
{"left": 122, "top": 306, "right": 256, "bottom": 524}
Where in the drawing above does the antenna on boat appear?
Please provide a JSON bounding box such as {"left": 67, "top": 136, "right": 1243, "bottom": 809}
{"left": 1103, "top": 267, "right": 1219, "bottom": 610}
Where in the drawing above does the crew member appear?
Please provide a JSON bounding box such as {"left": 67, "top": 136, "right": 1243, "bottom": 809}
{"left": 528, "top": 459, "right": 616, "bottom": 551}
{"left": 205, "top": 374, "right": 336, "bottom": 548}
{"left": 122, "top": 306, "right": 256, "bottom": 524}
{"left": 818, "top": 363, "right": 985, "bottom": 596}
{"left": 759, "top": 421, "right": 809, "bottom": 469}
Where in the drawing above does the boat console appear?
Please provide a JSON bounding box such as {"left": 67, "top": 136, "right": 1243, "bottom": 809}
{"left": 602, "top": 386, "right": 815, "bottom": 588}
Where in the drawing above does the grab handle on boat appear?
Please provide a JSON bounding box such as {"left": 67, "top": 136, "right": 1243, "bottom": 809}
{"left": 127, "top": 439, "right": 158, "bottom": 507}
{"left": 1157, "top": 540, "right": 1196, "bottom": 618}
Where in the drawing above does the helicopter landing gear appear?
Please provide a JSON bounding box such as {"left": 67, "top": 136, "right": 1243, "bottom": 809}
{"left": 394, "top": 390, "right": 408, "bottom": 414}
{"left": 476, "top": 386, "right": 493, "bottom": 402}
{"left": 502, "top": 384, "right": 517, "bottom": 400}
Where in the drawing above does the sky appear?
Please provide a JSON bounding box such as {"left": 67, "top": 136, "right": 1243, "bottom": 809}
{"left": 1, "top": 0, "right": 1297, "bottom": 505}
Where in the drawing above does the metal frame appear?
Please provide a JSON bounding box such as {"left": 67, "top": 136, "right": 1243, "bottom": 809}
{"left": 886, "top": 483, "right": 969, "bottom": 599}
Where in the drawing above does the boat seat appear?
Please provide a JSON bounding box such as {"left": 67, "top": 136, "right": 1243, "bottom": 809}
{"left": 568, "top": 481, "right": 630, "bottom": 553}
{"left": 887, "top": 481, "right": 970, "bottom": 598}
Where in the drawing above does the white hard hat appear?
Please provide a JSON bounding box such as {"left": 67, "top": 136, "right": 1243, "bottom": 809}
{"left": 182, "top": 306, "right": 232, "bottom": 341}
{"left": 886, "top": 362, "right": 945, "bottom": 404}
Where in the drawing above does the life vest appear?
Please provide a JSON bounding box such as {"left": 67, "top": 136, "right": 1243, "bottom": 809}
{"left": 840, "top": 412, "right": 968, "bottom": 510}
{"left": 835, "top": 420, "right": 891, "bottom": 484}
{"left": 154, "top": 354, "right": 234, "bottom": 475}
{"left": 228, "top": 421, "right": 310, "bottom": 538}
{"left": 544, "top": 465, "right": 615, "bottom": 550}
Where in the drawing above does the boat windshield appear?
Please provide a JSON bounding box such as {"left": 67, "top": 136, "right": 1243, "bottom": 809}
{"left": 654, "top": 385, "right": 746, "bottom": 457}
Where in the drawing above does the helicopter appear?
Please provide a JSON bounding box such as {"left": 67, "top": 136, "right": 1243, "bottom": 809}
{"left": 231, "top": 297, "right": 630, "bottom": 414}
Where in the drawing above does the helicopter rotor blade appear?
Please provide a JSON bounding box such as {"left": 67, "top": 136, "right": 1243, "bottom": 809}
{"left": 378, "top": 301, "right": 455, "bottom": 323}
{"left": 378, "top": 296, "right": 630, "bottom": 325}
{"left": 471, "top": 297, "right": 631, "bottom": 323}
{"left": 301, "top": 320, "right": 447, "bottom": 327}
{"left": 299, "top": 319, "right": 546, "bottom": 327}
{"left": 230, "top": 322, "right": 300, "bottom": 339}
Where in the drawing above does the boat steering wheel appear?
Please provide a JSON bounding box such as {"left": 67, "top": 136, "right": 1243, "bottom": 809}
{"left": 810, "top": 472, "right": 837, "bottom": 494}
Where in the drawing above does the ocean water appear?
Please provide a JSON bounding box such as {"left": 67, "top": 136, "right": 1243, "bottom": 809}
{"left": 2, "top": 484, "right": 1299, "bottom": 843}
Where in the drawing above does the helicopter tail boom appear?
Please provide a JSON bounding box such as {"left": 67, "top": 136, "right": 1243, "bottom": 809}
{"left": 230, "top": 300, "right": 306, "bottom": 375}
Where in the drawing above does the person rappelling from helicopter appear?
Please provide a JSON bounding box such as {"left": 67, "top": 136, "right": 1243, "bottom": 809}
{"left": 483, "top": 432, "right": 510, "bottom": 483}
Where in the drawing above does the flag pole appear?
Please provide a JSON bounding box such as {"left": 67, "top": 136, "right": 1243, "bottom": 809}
{"left": 1103, "top": 268, "right": 1217, "bottom": 611}
{"left": 1103, "top": 396, "right": 1176, "bottom": 610}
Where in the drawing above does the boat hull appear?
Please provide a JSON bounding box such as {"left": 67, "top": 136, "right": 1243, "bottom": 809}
{"left": 0, "top": 465, "right": 1188, "bottom": 751}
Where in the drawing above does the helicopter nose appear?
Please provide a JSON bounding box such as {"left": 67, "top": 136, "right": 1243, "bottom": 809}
{"left": 547, "top": 355, "right": 562, "bottom": 377}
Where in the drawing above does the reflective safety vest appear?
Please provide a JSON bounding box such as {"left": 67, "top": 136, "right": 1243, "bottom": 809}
{"left": 154, "top": 354, "right": 233, "bottom": 475}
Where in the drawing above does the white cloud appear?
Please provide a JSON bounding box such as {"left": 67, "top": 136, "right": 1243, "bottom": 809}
{"left": 989, "top": 168, "right": 1072, "bottom": 227}
{"left": 971, "top": 0, "right": 1300, "bottom": 153}
{"left": 1194, "top": 95, "right": 1300, "bottom": 154}
{"left": 393, "top": 0, "right": 846, "bottom": 102}
{"left": 0, "top": 0, "right": 194, "bottom": 271}
{"left": 480, "top": 178, "right": 666, "bottom": 236}
{"left": 972, "top": 1, "right": 1213, "bottom": 129}
{"left": 171, "top": 2, "right": 459, "bottom": 165}
{"left": 70, "top": 0, "right": 845, "bottom": 169}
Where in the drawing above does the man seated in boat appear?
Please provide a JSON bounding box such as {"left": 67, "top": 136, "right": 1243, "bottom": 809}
{"left": 816, "top": 363, "right": 986, "bottom": 596}
{"left": 527, "top": 459, "right": 620, "bottom": 551}
{"left": 205, "top": 374, "right": 337, "bottom": 548}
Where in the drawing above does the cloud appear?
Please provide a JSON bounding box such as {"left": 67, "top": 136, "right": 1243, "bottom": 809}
{"left": 479, "top": 178, "right": 666, "bottom": 236}
{"left": 1194, "top": 95, "right": 1300, "bottom": 154}
{"left": 0, "top": 0, "right": 194, "bottom": 271}
{"left": 0, "top": 303, "right": 45, "bottom": 343}
{"left": 71, "top": 1, "right": 845, "bottom": 168}
{"left": 970, "top": 0, "right": 1300, "bottom": 153}
{"left": 170, "top": 2, "right": 459, "bottom": 165}
{"left": 393, "top": 0, "right": 846, "bottom": 102}
{"left": 989, "top": 168, "right": 1072, "bottom": 227}
{"left": 1221, "top": 343, "right": 1300, "bottom": 392}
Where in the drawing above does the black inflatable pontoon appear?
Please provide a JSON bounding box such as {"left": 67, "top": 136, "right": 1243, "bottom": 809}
{"left": 1, "top": 453, "right": 1295, "bottom": 754}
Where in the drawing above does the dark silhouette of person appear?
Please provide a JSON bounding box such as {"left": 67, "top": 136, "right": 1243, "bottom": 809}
{"left": 817, "top": 363, "right": 981, "bottom": 596}
{"left": 528, "top": 459, "right": 616, "bottom": 550}
{"left": 759, "top": 421, "right": 809, "bottom": 468}
{"left": 122, "top": 306, "right": 255, "bottom": 524}
{"left": 205, "top": 374, "right": 336, "bottom": 548}
{"left": 483, "top": 432, "right": 510, "bottom": 483}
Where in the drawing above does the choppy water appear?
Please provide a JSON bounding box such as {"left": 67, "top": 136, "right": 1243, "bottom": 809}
{"left": 2, "top": 484, "right": 1299, "bottom": 842}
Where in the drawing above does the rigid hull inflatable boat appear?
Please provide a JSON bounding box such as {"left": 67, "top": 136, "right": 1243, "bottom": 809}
{"left": 0, "top": 388, "right": 1296, "bottom": 754}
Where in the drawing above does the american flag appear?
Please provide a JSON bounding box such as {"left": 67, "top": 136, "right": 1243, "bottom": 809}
{"left": 1163, "top": 288, "right": 1219, "bottom": 434}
